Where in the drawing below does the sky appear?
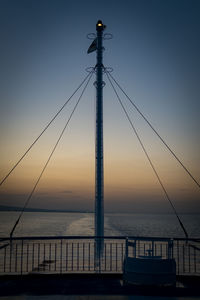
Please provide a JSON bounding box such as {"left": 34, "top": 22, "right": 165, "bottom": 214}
{"left": 0, "top": 0, "right": 200, "bottom": 213}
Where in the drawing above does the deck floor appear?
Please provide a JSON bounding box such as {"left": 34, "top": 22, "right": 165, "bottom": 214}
{"left": 0, "top": 274, "right": 200, "bottom": 297}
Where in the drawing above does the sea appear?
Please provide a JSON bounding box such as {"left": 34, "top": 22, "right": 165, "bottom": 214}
{"left": 0, "top": 211, "right": 199, "bottom": 238}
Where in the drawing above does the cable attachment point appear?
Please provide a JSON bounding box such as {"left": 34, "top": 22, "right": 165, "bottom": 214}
{"left": 103, "top": 67, "right": 113, "bottom": 73}
{"left": 103, "top": 33, "right": 113, "bottom": 40}
{"left": 87, "top": 33, "right": 96, "bottom": 39}
{"left": 85, "top": 67, "right": 96, "bottom": 73}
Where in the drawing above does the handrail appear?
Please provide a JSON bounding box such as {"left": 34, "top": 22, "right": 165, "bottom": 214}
{"left": 0, "top": 235, "right": 199, "bottom": 241}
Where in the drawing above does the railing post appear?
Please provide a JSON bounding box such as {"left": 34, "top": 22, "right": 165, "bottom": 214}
{"left": 194, "top": 247, "right": 196, "bottom": 273}
{"left": 15, "top": 244, "right": 18, "bottom": 272}
{"left": 125, "top": 237, "right": 128, "bottom": 264}
{"left": 43, "top": 243, "right": 46, "bottom": 270}
{"left": 66, "top": 242, "right": 68, "bottom": 271}
{"left": 88, "top": 242, "right": 90, "bottom": 271}
{"left": 4, "top": 246, "right": 7, "bottom": 273}
{"left": 152, "top": 240, "right": 154, "bottom": 257}
{"left": 21, "top": 239, "right": 23, "bottom": 275}
{"left": 32, "top": 243, "right": 35, "bottom": 272}
{"left": 116, "top": 243, "right": 118, "bottom": 271}
{"left": 26, "top": 243, "right": 29, "bottom": 273}
{"left": 72, "top": 243, "right": 74, "bottom": 271}
{"left": 121, "top": 242, "right": 124, "bottom": 269}
{"left": 83, "top": 243, "right": 85, "bottom": 271}
{"left": 188, "top": 244, "right": 191, "bottom": 273}
{"left": 168, "top": 239, "right": 173, "bottom": 259}
{"left": 177, "top": 240, "right": 180, "bottom": 274}
{"left": 60, "top": 239, "right": 63, "bottom": 274}
{"left": 110, "top": 243, "right": 112, "bottom": 272}
{"left": 49, "top": 243, "right": 51, "bottom": 271}
{"left": 183, "top": 244, "right": 185, "bottom": 273}
{"left": 54, "top": 243, "right": 57, "bottom": 271}
{"left": 77, "top": 242, "right": 79, "bottom": 271}
{"left": 9, "top": 241, "right": 12, "bottom": 273}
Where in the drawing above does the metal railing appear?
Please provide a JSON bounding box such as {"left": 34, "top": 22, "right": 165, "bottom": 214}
{"left": 0, "top": 236, "right": 199, "bottom": 275}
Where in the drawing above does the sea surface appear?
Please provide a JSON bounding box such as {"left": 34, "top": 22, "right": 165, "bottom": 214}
{"left": 0, "top": 211, "right": 199, "bottom": 238}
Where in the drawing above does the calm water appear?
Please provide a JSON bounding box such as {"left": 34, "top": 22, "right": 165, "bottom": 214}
{"left": 0, "top": 211, "right": 199, "bottom": 238}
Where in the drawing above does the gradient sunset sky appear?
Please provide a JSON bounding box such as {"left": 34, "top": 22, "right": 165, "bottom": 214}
{"left": 0, "top": 0, "right": 200, "bottom": 213}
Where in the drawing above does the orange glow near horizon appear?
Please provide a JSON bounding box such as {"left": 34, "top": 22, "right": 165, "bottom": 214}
{"left": 1, "top": 148, "right": 199, "bottom": 208}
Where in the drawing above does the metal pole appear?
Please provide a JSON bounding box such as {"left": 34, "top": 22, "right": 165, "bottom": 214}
{"left": 95, "top": 20, "right": 105, "bottom": 264}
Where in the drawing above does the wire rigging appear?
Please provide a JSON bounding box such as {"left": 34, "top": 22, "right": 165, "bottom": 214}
{"left": 0, "top": 70, "right": 94, "bottom": 188}
{"left": 105, "top": 70, "right": 188, "bottom": 239}
{"left": 9, "top": 70, "right": 94, "bottom": 238}
{"left": 106, "top": 70, "right": 200, "bottom": 191}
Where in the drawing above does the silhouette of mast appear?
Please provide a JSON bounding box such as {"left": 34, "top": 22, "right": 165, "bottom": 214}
{"left": 95, "top": 20, "right": 105, "bottom": 242}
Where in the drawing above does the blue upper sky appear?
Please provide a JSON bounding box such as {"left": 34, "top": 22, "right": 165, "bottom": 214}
{"left": 0, "top": 0, "right": 199, "bottom": 213}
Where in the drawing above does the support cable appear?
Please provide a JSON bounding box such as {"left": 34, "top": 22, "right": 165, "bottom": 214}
{"left": 105, "top": 70, "right": 188, "bottom": 239}
{"left": 9, "top": 70, "right": 94, "bottom": 238}
{"left": 106, "top": 70, "right": 200, "bottom": 191}
{"left": 0, "top": 70, "right": 94, "bottom": 187}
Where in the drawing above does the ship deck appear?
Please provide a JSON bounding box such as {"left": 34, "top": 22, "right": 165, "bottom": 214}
{"left": 0, "top": 236, "right": 200, "bottom": 297}
{"left": 0, "top": 273, "right": 200, "bottom": 297}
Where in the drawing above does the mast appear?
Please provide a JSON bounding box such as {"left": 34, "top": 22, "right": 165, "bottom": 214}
{"left": 95, "top": 20, "right": 105, "bottom": 240}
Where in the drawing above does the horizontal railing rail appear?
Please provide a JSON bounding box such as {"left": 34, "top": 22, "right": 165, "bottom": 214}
{"left": 0, "top": 236, "right": 199, "bottom": 276}
{"left": 1, "top": 235, "right": 199, "bottom": 241}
